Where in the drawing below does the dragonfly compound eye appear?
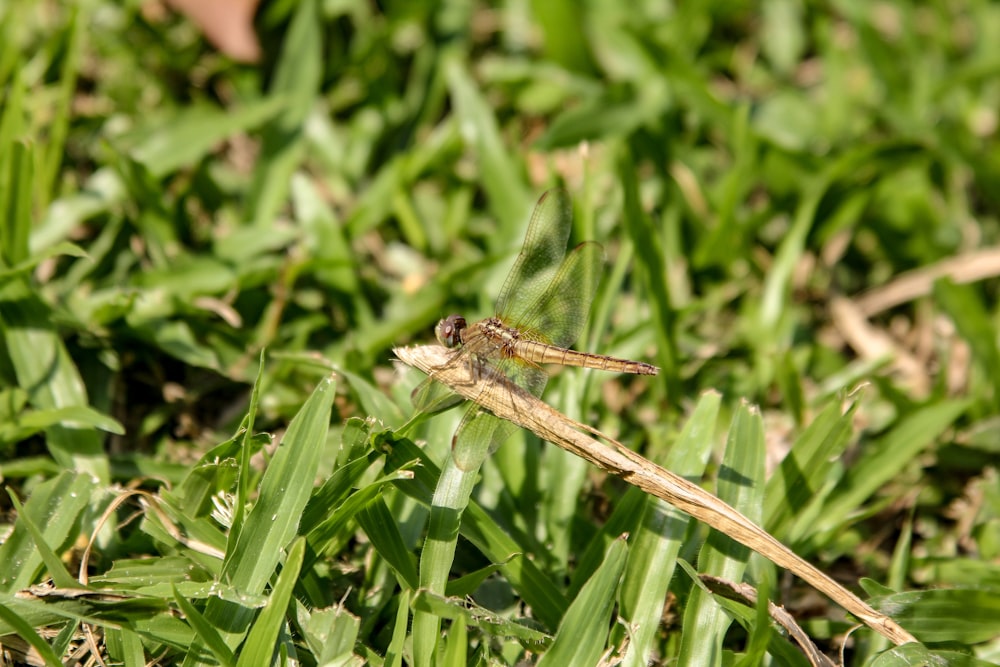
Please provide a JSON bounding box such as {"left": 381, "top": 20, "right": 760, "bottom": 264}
{"left": 435, "top": 315, "right": 467, "bottom": 347}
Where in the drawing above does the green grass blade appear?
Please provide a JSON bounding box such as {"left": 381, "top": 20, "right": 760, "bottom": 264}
{"left": 0, "top": 601, "right": 63, "bottom": 667}
{"left": 357, "top": 496, "right": 419, "bottom": 590}
{"left": 619, "top": 147, "right": 679, "bottom": 395}
{"left": 222, "top": 376, "right": 335, "bottom": 588}
{"left": 622, "top": 391, "right": 720, "bottom": 667}
{"left": 5, "top": 493, "right": 78, "bottom": 590}
{"left": 870, "top": 587, "right": 1000, "bottom": 644}
{"left": 247, "top": 0, "right": 322, "bottom": 226}
{"left": 763, "top": 399, "right": 857, "bottom": 542}
{"left": 0, "top": 277, "right": 109, "bottom": 481}
{"left": 678, "top": 402, "right": 766, "bottom": 666}
{"left": 445, "top": 57, "right": 529, "bottom": 231}
{"left": 0, "top": 472, "right": 98, "bottom": 592}
{"left": 37, "top": 7, "right": 81, "bottom": 207}
{"left": 236, "top": 537, "right": 306, "bottom": 667}
{"left": 385, "top": 588, "right": 410, "bottom": 667}
{"left": 537, "top": 537, "right": 628, "bottom": 667}
{"left": 813, "top": 399, "right": 970, "bottom": 540}
{"left": 412, "top": 457, "right": 480, "bottom": 667}
{"left": 173, "top": 585, "right": 236, "bottom": 667}
{"left": 2, "top": 140, "right": 31, "bottom": 267}
{"left": 191, "top": 375, "right": 334, "bottom": 654}
{"left": 385, "top": 435, "right": 569, "bottom": 630}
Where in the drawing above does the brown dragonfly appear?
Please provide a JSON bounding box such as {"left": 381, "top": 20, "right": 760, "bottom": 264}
{"left": 413, "top": 189, "right": 658, "bottom": 470}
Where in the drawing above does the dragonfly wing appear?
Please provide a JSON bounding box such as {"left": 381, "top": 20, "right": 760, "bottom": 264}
{"left": 515, "top": 240, "right": 604, "bottom": 349}
{"left": 451, "top": 357, "right": 548, "bottom": 471}
{"left": 411, "top": 375, "right": 465, "bottom": 415}
{"left": 410, "top": 346, "right": 474, "bottom": 414}
{"left": 451, "top": 408, "right": 515, "bottom": 471}
{"left": 493, "top": 189, "right": 573, "bottom": 325}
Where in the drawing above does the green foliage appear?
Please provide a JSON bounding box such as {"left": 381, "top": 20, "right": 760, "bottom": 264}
{"left": 2, "top": 0, "right": 999, "bottom": 664}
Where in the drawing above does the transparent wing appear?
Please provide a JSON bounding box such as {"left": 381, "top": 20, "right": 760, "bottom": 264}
{"left": 512, "top": 241, "right": 604, "bottom": 349}
{"left": 493, "top": 189, "right": 573, "bottom": 326}
{"left": 410, "top": 345, "right": 548, "bottom": 472}
{"left": 411, "top": 190, "right": 572, "bottom": 417}
{"left": 411, "top": 372, "right": 465, "bottom": 415}
{"left": 451, "top": 357, "right": 548, "bottom": 471}
{"left": 413, "top": 189, "right": 606, "bottom": 471}
{"left": 451, "top": 408, "right": 514, "bottom": 471}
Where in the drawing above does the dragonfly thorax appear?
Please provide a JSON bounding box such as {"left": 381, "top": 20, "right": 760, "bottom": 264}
{"left": 435, "top": 314, "right": 467, "bottom": 348}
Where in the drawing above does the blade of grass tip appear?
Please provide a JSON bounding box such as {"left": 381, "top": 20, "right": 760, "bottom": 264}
{"left": 235, "top": 537, "right": 306, "bottom": 667}
{"left": 538, "top": 537, "right": 628, "bottom": 667}
{"left": 678, "top": 403, "right": 765, "bottom": 666}
{"left": 622, "top": 391, "right": 720, "bottom": 667}
{"left": 572, "top": 486, "right": 648, "bottom": 594}
{"left": 228, "top": 350, "right": 267, "bottom": 551}
{"left": 412, "top": 456, "right": 481, "bottom": 667}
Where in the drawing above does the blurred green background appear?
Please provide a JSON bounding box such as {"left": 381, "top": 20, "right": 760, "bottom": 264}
{"left": 1, "top": 0, "right": 999, "bottom": 664}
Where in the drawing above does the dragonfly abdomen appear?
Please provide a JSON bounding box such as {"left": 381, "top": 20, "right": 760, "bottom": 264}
{"left": 512, "top": 339, "right": 659, "bottom": 376}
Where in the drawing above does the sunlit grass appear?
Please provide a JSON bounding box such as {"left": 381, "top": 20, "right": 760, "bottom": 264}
{"left": 1, "top": 1, "right": 999, "bottom": 665}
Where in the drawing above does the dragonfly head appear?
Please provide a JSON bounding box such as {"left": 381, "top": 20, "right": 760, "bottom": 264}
{"left": 435, "top": 314, "right": 467, "bottom": 348}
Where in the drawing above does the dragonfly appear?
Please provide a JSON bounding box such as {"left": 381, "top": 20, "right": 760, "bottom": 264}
{"left": 413, "top": 189, "right": 658, "bottom": 471}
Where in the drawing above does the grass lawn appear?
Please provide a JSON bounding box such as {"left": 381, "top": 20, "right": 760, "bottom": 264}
{"left": 2, "top": 1, "right": 999, "bottom": 665}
